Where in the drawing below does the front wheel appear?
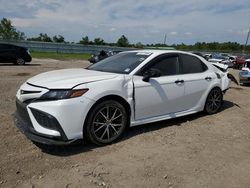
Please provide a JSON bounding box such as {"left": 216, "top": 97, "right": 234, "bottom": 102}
{"left": 85, "top": 100, "right": 128, "bottom": 145}
{"left": 204, "top": 88, "right": 223, "bottom": 114}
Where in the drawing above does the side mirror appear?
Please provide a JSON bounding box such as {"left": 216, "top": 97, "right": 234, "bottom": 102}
{"left": 142, "top": 68, "right": 161, "bottom": 82}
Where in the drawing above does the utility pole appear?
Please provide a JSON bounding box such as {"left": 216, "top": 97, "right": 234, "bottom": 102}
{"left": 163, "top": 34, "right": 167, "bottom": 46}
{"left": 244, "top": 28, "right": 250, "bottom": 53}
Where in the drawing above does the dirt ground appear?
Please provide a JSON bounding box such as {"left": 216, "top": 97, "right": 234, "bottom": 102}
{"left": 0, "top": 59, "right": 250, "bottom": 188}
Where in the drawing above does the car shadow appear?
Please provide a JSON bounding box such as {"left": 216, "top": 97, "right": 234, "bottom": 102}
{"left": 222, "top": 100, "right": 241, "bottom": 109}
{"left": 37, "top": 100, "right": 239, "bottom": 156}
{"left": 0, "top": 63, "right": 41, "bottom": 66}
{"left": 230, "top": 86, "right": 244, "bottom": 90}
{"left": 240, "top": 83, "right": 250, "bottom": 87}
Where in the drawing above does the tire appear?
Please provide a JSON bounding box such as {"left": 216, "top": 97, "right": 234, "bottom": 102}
{"left": 204, "top": 88, "right": 223, "bottom": 114}
{"left": 85, "top": 100, "right": 128, "bottom": 145}
{"left": 16, "top": 58, "right": 25, "bottom": 65}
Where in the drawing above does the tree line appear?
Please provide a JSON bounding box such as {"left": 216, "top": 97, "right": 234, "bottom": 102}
{"left": 0, "top": 17, "right": 249, "bottom": 51}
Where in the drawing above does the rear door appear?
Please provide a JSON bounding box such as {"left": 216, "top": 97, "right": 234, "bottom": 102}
{"left": 179, "top": 53, "right": 215, "bottom": 110}
{"left": 133, "top": 54, "right": 186, "bottom": 120}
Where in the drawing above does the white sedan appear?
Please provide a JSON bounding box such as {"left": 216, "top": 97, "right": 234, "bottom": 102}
{"left": 14, "top": 50, "right": 231, "bottom": 145}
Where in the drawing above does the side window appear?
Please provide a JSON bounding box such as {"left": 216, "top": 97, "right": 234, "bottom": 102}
{"left": 180, "top": 54, "right": 207, "bottom": 74}
{"left": 150, "top": 56, "right": 180, "bottom": 76}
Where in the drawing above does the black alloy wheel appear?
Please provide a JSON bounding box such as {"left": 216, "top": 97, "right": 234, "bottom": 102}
{"left": 205, "top": 88, "right": 223, "bottom": 114}
{"left": 85, "top": 100, "right": 127, "bottom": 145}
{"left": 16, "top": 58, "right": 25, "bottom": 65}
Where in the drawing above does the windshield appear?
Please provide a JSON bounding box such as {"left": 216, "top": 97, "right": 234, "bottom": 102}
{"left": 87, "top": 52, "right": 152, "bottom": 74}
{"left": 212, "top": 54, "right": 226, "bottom": 60}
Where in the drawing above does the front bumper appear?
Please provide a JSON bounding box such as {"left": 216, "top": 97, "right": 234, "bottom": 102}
{"left": 13, "top": 99, "right": 77, "bottom": 145}
{"left": 13, "top": 112, "right": 76, "bottom": 145}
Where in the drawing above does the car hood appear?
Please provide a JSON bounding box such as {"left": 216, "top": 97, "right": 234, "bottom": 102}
{"left": 27, "top": 68, "right": 119, "bottom": 89}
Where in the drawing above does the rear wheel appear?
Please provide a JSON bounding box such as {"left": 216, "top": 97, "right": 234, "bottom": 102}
{"left": 85, "top": 100, "right": 127, "bottom": 145}
{"left": 204, "top": 88, "right": 223, "bottom": 114}
{"left": 15, "top": 58, "right": 25, "bottom": 65}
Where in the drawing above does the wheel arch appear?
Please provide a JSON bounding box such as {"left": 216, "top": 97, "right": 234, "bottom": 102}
{"left": 83, "top": 94, "right": 131, "bottom": 137}
{"left": 203, "top": 86, "right": 223, "bottom": 111}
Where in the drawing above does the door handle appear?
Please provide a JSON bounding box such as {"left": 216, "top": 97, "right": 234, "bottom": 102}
{"left": 205, "top": 77, "right": 212, "bottom": 81}
{"left": 175, "top": 80, "right": 184, "bottom": 84}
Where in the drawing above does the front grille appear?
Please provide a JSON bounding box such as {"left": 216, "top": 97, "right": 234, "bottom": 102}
{"left": 16, "top": 99, "right": 33, "bottom": 127}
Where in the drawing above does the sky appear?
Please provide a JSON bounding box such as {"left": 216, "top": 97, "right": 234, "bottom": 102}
{"left": 0, "top": 0, "right": 250, "bottom": 44}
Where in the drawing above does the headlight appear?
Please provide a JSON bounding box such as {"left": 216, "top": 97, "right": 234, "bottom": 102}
{"left": 40, "top": 89, "right": 88, "bottom": 100}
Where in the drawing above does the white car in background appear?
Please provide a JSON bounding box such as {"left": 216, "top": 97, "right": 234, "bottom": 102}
{"left": 208, "top": 53, "right": 234, "bottom": 67}
{"left": 14, "top": 50, "right": 232, "bottom": 146}
{"left": 239, "top": 60, "right": 250, "bottom": 84}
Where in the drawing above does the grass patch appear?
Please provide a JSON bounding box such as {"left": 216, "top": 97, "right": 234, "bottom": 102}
{"left": 31, "top": 51, "right": 91, "bottom": 60}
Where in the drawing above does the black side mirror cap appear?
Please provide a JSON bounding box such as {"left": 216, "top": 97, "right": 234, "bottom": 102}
{"left": 142, "top": 68, "right": 161, "bottom": 82}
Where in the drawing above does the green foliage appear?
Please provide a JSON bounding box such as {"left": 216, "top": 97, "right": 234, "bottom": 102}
{"left": 94, "top": 37, "right": 105, "bottom": 45}
{"left": 28, "top": 33, "right": 65, "bottom": 43}
{"left": 0, "top": 17, "right": 25, "bottom": 40}
{"left": 134, "top": 42, "right": 144, "bottom": 48}
{"left": 174, "top": 42, "right": 245, "bottom": 52}
{"left": 53, "top": 35, "right": 65, "bottom": 43}
{"left": 146, "top": 43, "right": 169, "bottom": 47}
{"left": 117, "top": 35, "right": 129, "bottom": 47}
{"left": 28, "top": 33, "right": 53, "bottom": 42}
{"left": 79, "top": 36, "right": 89, "bottom": 45}
{"left": 79, "top": 36, "right": 105, "bottom": 45}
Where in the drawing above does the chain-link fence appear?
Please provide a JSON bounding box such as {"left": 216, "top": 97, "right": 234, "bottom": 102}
{"left": 0, "top": 40, "right": 137, "bottom": 54}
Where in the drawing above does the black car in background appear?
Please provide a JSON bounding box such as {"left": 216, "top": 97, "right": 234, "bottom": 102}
{"left": 88, "top": 50, "right": 121, "bottom": 63}
{"left": 0, "top": 43, "right": 32, "bottom": 65}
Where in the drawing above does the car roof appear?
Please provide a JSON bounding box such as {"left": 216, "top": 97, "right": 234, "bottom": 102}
{"left": 0, "top": 43, "right": 26, "bottom": 49}
{"left": 123, "top": 49, "right": 194, "bottom": 56}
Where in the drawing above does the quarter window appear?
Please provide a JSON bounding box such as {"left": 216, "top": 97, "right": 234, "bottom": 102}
{"left": 180, "top": 54, "right": 207, "bottom": 74}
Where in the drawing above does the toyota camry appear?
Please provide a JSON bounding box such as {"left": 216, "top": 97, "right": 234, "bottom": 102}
{"left": 14, "top": 50, "right": 232, "bottom": 146}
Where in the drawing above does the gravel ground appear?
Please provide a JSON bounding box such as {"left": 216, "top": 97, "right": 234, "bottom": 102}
{"left": 0, "top": 59, "right": 250, "bottom": 188}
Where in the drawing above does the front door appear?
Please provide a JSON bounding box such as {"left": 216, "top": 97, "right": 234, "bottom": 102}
{"left": 133, "top": 54, "right": 186, "bottom": 121}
